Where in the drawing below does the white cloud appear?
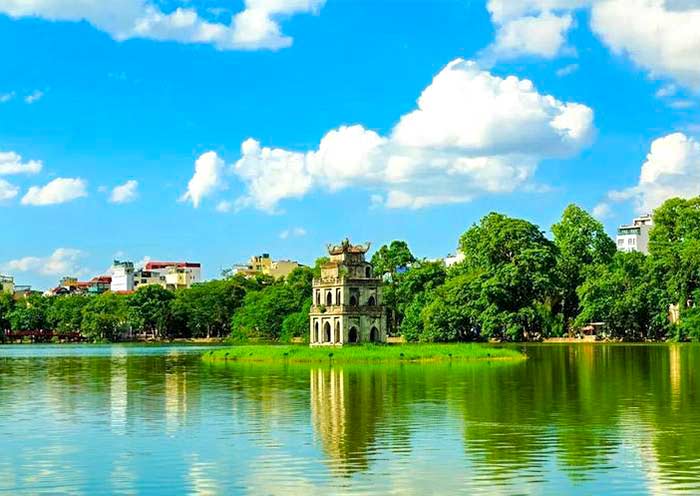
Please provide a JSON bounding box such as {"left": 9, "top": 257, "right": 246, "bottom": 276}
{"left": 181, "top": 151, "right": 225, "bottom": 208}
{"left": 109, "top": 179, "right": 138, "bottom": 203}
{"left": 556, "top": 63, "right": 579, "bottom": 77}
{"left": 0, "top": 91, "right": 14, "bottom": 103}
{"left": 592, "top": 202, "right": 612, "bottom": 219}
{"left": 0, "top": 151, "right": 42, "bottom": 175}
{"left": 656, "top": 83, "right": 678, "bottom": 98}
{"left": 0, "top": 179, "right": 19, "bottom": 201}
{"left": 591, "top": 0, "right": 700, "bottom": 90}
{"left": 0, "top": 0, "right": 325, "bottom": 51}
{"left": 21, "top": 177, "right": 88, "bottom": 206}
{"left": 483, "top": 0, "right": 700, "bottom": 91}
{"left": 229, "top": 59, "right": 594, "bottom": 211}
{"left": 215, "top": 200, "right": 233, "bottom": 213}
{"left": 280, "top": 227, "right": 307, "bottom": 239}
{"left": 481, "top": 10, "right": 574, "bottom": 63}
{"left": 24, "top": 90, "right": 44, "bottom": 104}
{"left": 605, "top": 132, "right": 700, "bottom": 213}
{"left": 3, "top": 248, "right": 86, "bottom": 276}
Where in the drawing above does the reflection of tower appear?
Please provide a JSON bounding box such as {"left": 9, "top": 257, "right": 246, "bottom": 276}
{"left": 309, "top": 367, "right": 387, "bottom": 474}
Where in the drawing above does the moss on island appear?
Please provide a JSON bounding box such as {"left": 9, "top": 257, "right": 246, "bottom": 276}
{"left": 202, "top": 343, "right": 524, "bottom": 364}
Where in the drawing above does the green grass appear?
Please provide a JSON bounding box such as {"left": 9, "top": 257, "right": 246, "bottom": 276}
{"left": 202, "top": 343, "right": 524, "bottom": 364}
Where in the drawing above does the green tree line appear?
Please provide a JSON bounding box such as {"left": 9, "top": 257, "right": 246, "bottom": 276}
{"left": 2, "top": 197, "right": 699, "bottom": 343}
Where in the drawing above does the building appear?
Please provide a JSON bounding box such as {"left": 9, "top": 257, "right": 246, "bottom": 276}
{"left": 1, "top": 275, "right": 14, "bottom": 295}
{"left": 616, "top": 214, "right": 653, "bottom": 254}
{"left": 234, "top": 254, "right": 301, "bottom": 280}
{"left": 444, "top": 251, "right": 465, "bottom": 267}
{"left": 111, "top": 260, "right": 135, "bottom": 292}
{"left": 134, "top": 269, "right": 166, "bottom": 289}
{"left": 309, "top": 239, "right": 386, "bottom": 346}
{"left": 145, "top": 261, "right": 201, "bottom": 289}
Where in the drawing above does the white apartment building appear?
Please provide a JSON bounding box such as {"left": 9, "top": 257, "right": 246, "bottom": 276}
{"left": 616, "top": 214, "right": 653, "bottom": 254}
{"left": 111, "top": 260, "right": 135, "bottom": 292}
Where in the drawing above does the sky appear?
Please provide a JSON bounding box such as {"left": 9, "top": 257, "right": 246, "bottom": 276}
{"left": 0, "top": 0, "right": 699, "bottom": 290}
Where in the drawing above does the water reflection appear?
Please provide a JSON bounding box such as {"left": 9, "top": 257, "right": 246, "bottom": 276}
{"left": 0, "top": 345, "right": 700, "bottom": 494}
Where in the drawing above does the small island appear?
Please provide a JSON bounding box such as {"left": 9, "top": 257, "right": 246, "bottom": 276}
{"left": 202, "top": 343, "right": 524, "bottom": 364}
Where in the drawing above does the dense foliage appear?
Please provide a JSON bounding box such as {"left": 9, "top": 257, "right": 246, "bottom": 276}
{"left": 2, "top": 198, "right": 700, "bottom": 343}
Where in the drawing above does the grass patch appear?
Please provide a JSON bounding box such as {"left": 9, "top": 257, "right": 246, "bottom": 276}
{"left": 202, "top": 343, "right": 524, "bottom": 364}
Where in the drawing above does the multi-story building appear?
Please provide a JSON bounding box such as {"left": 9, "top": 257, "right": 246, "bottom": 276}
{"left": 111, "top": 260, "right": 135, "bottom": 292}
{"left": 616, "top": 214, "right": 653, "bottom": 254}
{"left": 145, "top": 261, "right": 201, "bottom": 289}
{"left": 234, "top": 254, "right": 301, "bottom": 279}
{"left": 134, "top": 269, "right": 166, "bottom": 289}
{"left": 309, "top": 239, "right": 386, "bottom": 346}
{"left": 443, "top": 251, "right": 465, "bottom": 267}
{"left": 1, "top": 275, "right": 14, "bottom": 295}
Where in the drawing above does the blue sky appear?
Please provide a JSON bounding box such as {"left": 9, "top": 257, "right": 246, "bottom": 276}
{"left": 1, "top": 0, "right": 699, "bottom": 289}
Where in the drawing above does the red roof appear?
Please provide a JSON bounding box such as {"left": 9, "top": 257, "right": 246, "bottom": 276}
{"left": 90, "top": 276, "right": 112, "bottom": 284}
{"left": 145, "top": 261, "right": 201, "bottom": 270}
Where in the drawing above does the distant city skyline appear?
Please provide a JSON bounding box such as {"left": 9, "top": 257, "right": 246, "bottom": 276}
{"left": 1, "top": 0, "right": 699, "bottom": 290}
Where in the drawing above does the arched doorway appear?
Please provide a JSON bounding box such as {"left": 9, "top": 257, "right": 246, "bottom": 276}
{"left": 369, "top": 326, "right": 379, "bottom": 342}
{"left": 348, "top": 326, "right": 358, "bottom": 343}
{"left": 365, "top": 266, "right": 371, "bottom": 278}
{"left": 324, "top": 322, "right": 331, "bottom": 343}
{"left": 367, "top": 295, "right": 376, "bottom": 306}
{"left": 326, "top": 291, "right": 333, "bottom": 306}
{"left": 335, "top": 321, "right": 340, "bottom": 343}
{"left": 314, "top": 321, "right": 320, "bottom": 343}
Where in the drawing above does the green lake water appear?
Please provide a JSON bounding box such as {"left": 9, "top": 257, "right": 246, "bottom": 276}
{"left": 1, "top": 344, "right": 699, "bottom": 494}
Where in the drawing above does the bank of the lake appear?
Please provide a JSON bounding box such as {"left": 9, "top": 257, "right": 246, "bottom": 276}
{"left": 202, "top": 343, "right": 524, "bottom": 364}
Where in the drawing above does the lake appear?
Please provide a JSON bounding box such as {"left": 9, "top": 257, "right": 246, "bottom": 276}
{"left": 1, "top": 344, "right": 699, "bottom": 495}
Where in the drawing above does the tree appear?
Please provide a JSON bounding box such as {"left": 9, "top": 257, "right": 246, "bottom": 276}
{"left": 649, "top": 197, "right": 700, "bottom": 309}
{"left": 129, "top": 285, "right": 175, "bottom": 339}
{"left": 8, "top": 295, "right": 50, "bottom": 332}
{"left": 171, "top": 277, "right": 249, "bottom": 338}
{"left": 231, "top": 283, "right": 298, "bottom": 341}
{"left": 371, "top": 241, "right": 416, "bottom": 277}
{"left": 551, "top": 204, "right": 616, "bottom": 330}
{"left": 46, "top": 295, "right": 89, "bottom": 335}
{"left": 81, "top": 293, "right": 131, "bottom": 342}
{"left": 576, "top": 252, "right": 669, "bottom": 341}
{"left": 456, "top": 213, "right": 559, "bottom": 340}
{"left": 0, "top": 293, "right": 14, "bottom": 341}
{"left": 280, "top": 299, "right": 312, "bottom": 343}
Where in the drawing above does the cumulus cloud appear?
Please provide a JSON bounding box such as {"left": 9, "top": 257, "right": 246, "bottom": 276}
{"left": 21, "top": 177, "right": 88, "bottom": 206}
{"left": 181, "top": 151, "right": 225, "bottom": 208}
{"left": 556, "top": 63, "right": 579, "bottom": 77}
{"left": 0, "top": 151, "right": 42, "bottom": 175}
{"left": 109, "top": 179, "right": 138, "bottom": 203}
{"left": 3, "top": 248, "right": 86, "bottom": 276}
{"left": 280, "top": 227, "right": 307, "bottom": 239}
{"left": 603, "top": 133, "right": 700, "bottom": 213}
{"left": 0, "top": 0, "right": 325, "bottom": 51}
{"left": 0, "top": 92, "right": 14, "bottom": 103}
{"left": 481, "top": 10, "right": 575, "bottom": 63}
{"left": 592, "top": 202, "right": 612, "bottom": 219}
{"left": 228, "top": 59, "right": 594, "bottom": 211}
{"left": 483, "top": 0, "right": 700, "bottom": 90}
{"left": 0, "top": 179, "right": 19, "bottom": 201}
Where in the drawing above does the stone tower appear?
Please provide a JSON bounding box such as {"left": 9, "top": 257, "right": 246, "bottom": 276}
{"left": 309, "top": 239, "right": 386, "bottom": 346}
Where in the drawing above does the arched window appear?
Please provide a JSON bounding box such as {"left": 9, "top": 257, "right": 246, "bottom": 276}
{"left": 370, "top": 326, "right": 379, "bottom": 342}
{"left": 326, "top": 291, "right": 333, "bottom": 306}
{"left": 348, "top": 327, "right": 359, "bottom": 343}
{"left": 335, "top": 321, "right": 340, "bottom": 343}
{"left": 349, "top": 295, "right": 358, "bottom": 306}
{"left": 324, "top": 322, "right": 331, "bottom": 343}
{"left": 367, "top": 295, "right": 376, "bottom": 307}
{"left": 314, "top": 321, "right": 320, "bottom": 343}
{"left": 315, "top": 290, "right": 321, "bottom": 306}
{"left": 336, "top": 288, "right": 341, "bottom": 305}
{"left": 365, "top": 266, "right": 371, "bottom": 278}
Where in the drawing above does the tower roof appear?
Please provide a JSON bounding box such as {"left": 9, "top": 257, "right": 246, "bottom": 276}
{"left": 326, "top": 238, "right": 371, "bottom": 256}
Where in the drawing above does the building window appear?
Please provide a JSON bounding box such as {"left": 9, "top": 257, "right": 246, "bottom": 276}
{"left": 348, "top": 326, "right": 358, "bottom": 343}
{"left": 314, "top": 321, "right": 319, "bottom": 343}
{"left": 367, "top": 295, "right": 376, "bottom": 306}
{"left": 365, "top": 267, "right": 371, "bottom": 278}
{"left": 349, "top": 295, "right": 358, "bottom": 306}
{"left": 326, "top": 291, "right": 333, "bottom": 306}
{"left": 316, "top": 290, "right": 321, "bottom": 305}
{"left": 335, "top": 321, "right": 340, "bottom": 343}
{"left": 324, "top": 322, "right": 331, "bottom": 342}
{"left": 336, "top": 288, "right": 341, "bottom": 305}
